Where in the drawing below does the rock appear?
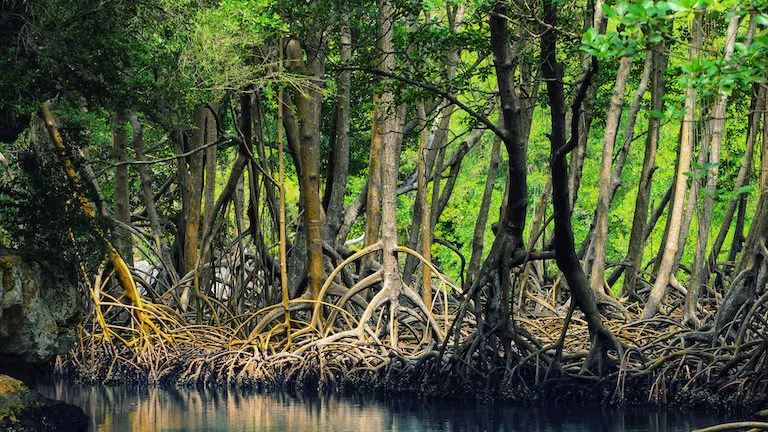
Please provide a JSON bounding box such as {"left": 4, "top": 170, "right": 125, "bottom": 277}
{"left": 0, "top": 251, "right": 79, "bottom": 366}
{"left": 0, "top": 375, "right": 88, "bottom": 431}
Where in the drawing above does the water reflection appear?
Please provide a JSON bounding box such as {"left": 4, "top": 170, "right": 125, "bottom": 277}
{"left": 33, "top": 380, "right": 733, "bottom": 432}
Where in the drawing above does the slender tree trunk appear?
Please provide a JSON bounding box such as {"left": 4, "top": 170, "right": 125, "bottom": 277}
{"left": 684, "top": 15, "right": 742, "bottom": 327}
{"left": 416, "top": 102, "right": 432, "bottom": 307}
{"left": 323, "top": 6, "right": 351, "bottom": 244}
{"left": 709, "top": 86, "right": 764, "bottom": 269}
{"left": 622, "top": 47, "right": 668, "bottom": 298}
{"left": 202, "top": 105, "right": 218, "bottom": 238}
{"left": 670, "top": 107, "right": 709, "bottom": 277}
{"left": 252, "top": 94, "right": 280, "bottom": 234}
{"left": 467, "top": 136, "right": 501, "bottom": 289}
{"left": 583, "top": 50, "right": 652, "bottom": 270}
{"left": 130, "top": 114, "right": 173, "bottom": 269}
{"left": 112, "top": 110, "right": 133, "bottom": 266}
{"left": 643, "top": 15, "right": 701, "bottom": 319}
{"left": 608, "top": 182, "right": 672, "bottom": 289}
{"left": 39, "top": 104, "right": 147, "bottom": 319}
{"left": 202, "top": 104, "right": 219, "bottom": 297}
{"left": 736, "top": 86, "right": 768, "bottom": 277}
{"left": 589, "top": 55, "right": 633, "bottom": 295}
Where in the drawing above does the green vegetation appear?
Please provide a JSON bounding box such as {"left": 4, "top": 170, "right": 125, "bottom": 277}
{"left": 1, "top": 0, "right": 768, "bottom": 406}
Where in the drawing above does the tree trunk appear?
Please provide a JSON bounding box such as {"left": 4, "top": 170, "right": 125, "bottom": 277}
{"left": 202, "top": 104, "right": 219, "bottom": 297}
{"left": 735, "top": 85, "right": 768, "bottom": 277}
{"left": 130, "top": 114, "right": 173, "bottom": 269}
{"left": 180, "top": 104, "right": 206, "bottom": 312}
{"left": 39, "top": 104, "right": 147, "bottom": 321}
{"left": 376, "top": 0, "right": 403, "bottom": 349}
{"left": 467, "top": 136, "right": 502, "bottom": 289}
{"left": 286, "top": 37, "right": 326, "bottom": 300}
{"left": 709, "top": 86, "right": 764, "bottom": 271}
{"left": 362, "top": 95, "right": 383, "bottom": 274}
{"left": 202, "top": 104, "right": 218, "bottom": 239}
{"left": 622, "top": 47, "right": 668, "bottom": 299}
{"left": 684, "top": 15, "right": 741, "bottom": 327}
{"left": 323, "top": 6, "right": 351, "bottom": 244}
{"left": 642, "top": 14, "right": 701, "bottom": 319}
{"left": 609, "top": 182, "right": 672, "bottom": 289}
{"left": 416, "top": 102, "right": 432, "bottom": 306}
{"left": 455, "top": 1, "right": 529, "bottom": 362}
{"left": 542, "top": 0, "right": 617, "bottom": 372}
{"left": 112, "top": 110, "right": 133, "bottom": 266}
{"left": 588, "top": 55, "right": 632, "bottom": 295}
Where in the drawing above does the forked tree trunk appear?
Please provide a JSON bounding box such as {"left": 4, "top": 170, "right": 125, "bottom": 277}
{"left": 542, "top": 0, "right": 617, "bottom": 372}
{"left": 642, "top": 14, "right": 702, "bottom": 319}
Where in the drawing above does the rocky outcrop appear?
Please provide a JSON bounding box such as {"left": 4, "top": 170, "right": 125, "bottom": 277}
{"left": 0, "top": 251, "right": 79, "bottom": 365}
{"left": 0, "top": 375, "right": 88, "bottom": 432}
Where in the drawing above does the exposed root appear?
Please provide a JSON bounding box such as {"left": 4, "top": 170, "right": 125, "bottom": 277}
{"left": 60, "top": 240, "right": 768, "bottom": 411}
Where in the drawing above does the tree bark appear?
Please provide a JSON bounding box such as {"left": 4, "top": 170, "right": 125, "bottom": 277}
{"left": 323, "top": 6, "right": 351, "bottom": 244}
{"left": 286, "top": 36, "right": 326, "bottom": 300}
{"left": 112, "top": 110, "right": 133, "bottom": 266}
{"left": 467, "top": 136, "right": 501, "bottom": 289}
{"left": 130, "top": 114, "right": 173, "bottom": 269}
{"left": 642, "top": 14, "right": 701, "bottom": 319}
{"left": 709, "top": 84, "right": 764, "bottom": 271}
{"left": 542, "top": 0, "right": 617, "bottom": 372}
{"left": 735, "top": 85, "right": 768, "bottom": 277}
{"left": 416, "top": 102, "right": 432, "bottom": 306}
{"left": 180, "top": 104, "right": 206, "bottom": 312}
{"left": 588, "top": 55, "right": 632, "bottom": 295}
{"left": 362, "top": 95, "right": 383, "bottom": 274}
{"left": 202, "top": 104, "right": 218, "bottom": 239}
{"left": 684, "top": 15, "right": 741, "bottom": 327}
{"left": 376, "top": 0, "right": 404, "bottom": 349}
{"left": 622, "top": 47, "right": 668, "bottom": 298}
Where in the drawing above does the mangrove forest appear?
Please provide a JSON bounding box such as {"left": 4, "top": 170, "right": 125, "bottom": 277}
{"left": 2, "top": 0, "right": 768, "bottom": 429}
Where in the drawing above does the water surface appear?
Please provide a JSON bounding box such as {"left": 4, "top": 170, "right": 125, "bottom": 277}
{"left": 33, "top": 380, "right": 736, "bottom": 431}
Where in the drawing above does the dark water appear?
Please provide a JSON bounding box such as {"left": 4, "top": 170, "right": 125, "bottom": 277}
{"left": 33, "top": 380, "right": 736, "bottom": 432}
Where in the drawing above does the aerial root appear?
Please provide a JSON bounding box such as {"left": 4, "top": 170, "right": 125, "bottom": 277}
{"left": 65, "top": 248, "right": 768, "bottom": 407}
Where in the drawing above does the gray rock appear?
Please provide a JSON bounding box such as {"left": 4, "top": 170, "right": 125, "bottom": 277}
{"left": 0, "top": 252, "right": 79, "bottom": 365}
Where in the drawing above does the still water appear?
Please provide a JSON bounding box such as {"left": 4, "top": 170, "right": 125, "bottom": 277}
{"left": 33, "top": 380, "right": 734, "bottom": 432}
